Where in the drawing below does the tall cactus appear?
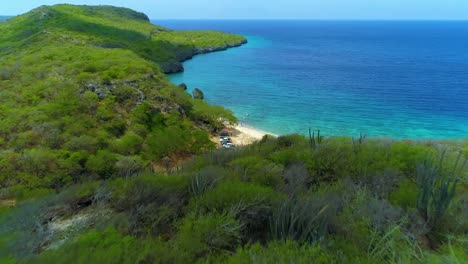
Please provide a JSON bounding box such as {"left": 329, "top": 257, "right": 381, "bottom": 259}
{"left": 308, "top": 128, "right": 323, "bottom": 149}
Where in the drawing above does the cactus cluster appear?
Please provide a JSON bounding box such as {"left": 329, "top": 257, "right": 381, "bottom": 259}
{"left": 416, "top": 151, "right": 466, "bottom": 229}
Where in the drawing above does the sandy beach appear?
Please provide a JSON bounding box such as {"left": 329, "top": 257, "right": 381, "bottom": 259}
{"left": 212, "top": 124, "right": 277, "bottom": 147}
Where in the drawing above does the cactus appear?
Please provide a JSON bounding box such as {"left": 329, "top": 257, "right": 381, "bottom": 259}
{"left": 353, "top": 132, "right": 367, "bottom": 146}
{"left": 308, "top": 128, "right": 323, "bottom": 149}
{"left": 269, "top": 198, "right": 329, "bottom": 243}
{"left": 416, "top": 151, "right": 466, "bottom": 229}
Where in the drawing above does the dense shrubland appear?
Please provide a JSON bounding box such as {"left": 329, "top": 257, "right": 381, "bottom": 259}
{"left": 1, "top": 135, "right": 467, "bottom": 263}
{"left": 1, "top": 4, "right": 467, "bottom": 264}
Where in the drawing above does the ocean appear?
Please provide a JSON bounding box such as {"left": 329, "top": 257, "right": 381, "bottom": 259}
{"left": 154, "top": 20, "right": 468, "bottom": 139}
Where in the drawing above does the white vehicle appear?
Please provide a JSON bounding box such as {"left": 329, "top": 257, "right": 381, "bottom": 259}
{"left": 222, "top": 142, "right": 235, "bottom": 148}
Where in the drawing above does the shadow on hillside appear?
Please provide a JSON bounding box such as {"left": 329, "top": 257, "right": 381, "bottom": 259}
{"left": 51, "top": 10, "right": 195, "bottom": 66}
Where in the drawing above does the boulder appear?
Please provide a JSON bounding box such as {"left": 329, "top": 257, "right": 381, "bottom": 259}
{"left": 178, "top": 83, "right": 187, "bottom": 90}
{"left": 160, "top": 61, "right": 184, "bottom": 74}
{"left": 192, "top": 88, "right": 204, "bottom": 100}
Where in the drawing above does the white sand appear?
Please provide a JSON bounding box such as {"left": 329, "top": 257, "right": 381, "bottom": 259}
{"left": 226, "top": 124, "right": 277, "bottom": 146}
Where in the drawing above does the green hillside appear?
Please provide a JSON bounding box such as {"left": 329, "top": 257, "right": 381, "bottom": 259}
{"left": 0, "top": 4, "right": 467, "bottom": 264}
{"left": 0, "top": 4, "right": 240, "bottom": 195}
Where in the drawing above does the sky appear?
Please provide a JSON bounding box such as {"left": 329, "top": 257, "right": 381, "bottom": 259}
{"left": 1, "top": 0, "right": 468, "bottom": 20}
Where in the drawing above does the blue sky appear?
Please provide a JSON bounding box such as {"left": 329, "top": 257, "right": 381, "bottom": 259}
{"left": 2, "top": 0, "right": 468, "bottom": 20}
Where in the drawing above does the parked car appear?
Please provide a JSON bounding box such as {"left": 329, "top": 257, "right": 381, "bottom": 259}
{"left": 222, "top": 142, "right": 235, "bottom": 148}
{"left": 220, "top": 137, "right": 232, "bottom": 144}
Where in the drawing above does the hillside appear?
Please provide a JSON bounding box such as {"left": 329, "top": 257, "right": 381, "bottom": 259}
{"left": 0, "top": 4, "right": 467, "bottom": 264}
{"left": 0, "top": 4, "right": 241, "bottom": 201}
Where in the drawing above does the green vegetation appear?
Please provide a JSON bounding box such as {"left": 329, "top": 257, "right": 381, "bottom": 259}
{"left": 0, "top": 4, "right": 239, "bottom": 195}
{"left": 1, "top": 4, "right": 467, "bottom": 264}
{"left": 2, "top": 134, "right": 467, "bottom": 263}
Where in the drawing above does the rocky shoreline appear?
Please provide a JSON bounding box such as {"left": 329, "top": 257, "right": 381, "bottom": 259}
{"left": 161, "top": 39, "right": 248, "bottom": 73}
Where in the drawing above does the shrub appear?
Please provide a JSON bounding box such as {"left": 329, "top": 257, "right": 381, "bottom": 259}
{"left": 416, "top": 151, "right": 466, "bottom": 230}
{"left": 308, "top": 141, "right": 351, "bottom": 183}
{"left": 358, "top": 198, "right": 403, "bottom": 232}
{"left": 389, "top": 180, "right": 418, "bottom": 210}
{"left": 19, "top": 148, "right": 57, "bottom": 178}
{"left": 111, "top": 174, "right": 189, "bottom": 236}
{"left": 174, "top": 213, "right": 242, "bottom": 262}
{"left": 367, "top": 225, "right": 422, "bottom": 264}
{"left": 7, "top": 185, "right": 54, "bottom": 201}
{"left": 281, "top": 163, "right": 311, "bottom": 197}
{"left": 189, "top": 165, "right": 226, "bottom": 196}
{"left": 64, "top": 135, "right": 99, "bottom": 152}
{"left": 334, "top": 186, "right": 374, "bottom": 250}
{"left": 439, "top": 189, "right": 468, "bottom": 234}
{"left": 190, "top": 100, "right": 237, "bottom": 132}
{"left": 269, "top": 197, "right": 330, "bottom": 243}
{"left": 276, "top": 134, "right": 306, "bottom": 149}
{"left": 85, "top": 150, "right": 117, "bottom": 179}
{"left": 422, "top": 238, "right": 468, "bottom": 264}
{"left": 190, "top": 180, "right": 280, "bottom": 214}
{"left": 112, "top": 132, "right": 143, "bottom": 155}
{"left": 225, "top": 240, "right": 334, "bottom": 264}
{"left": 115, "top": 155, "right": 146, "bottom": 178}
{"left": 360, "top": 168, "right": 401, "bottom": 199}
{"left": 27, "top": 228, "right": 168, "bottom": 264}
{"left": 32, "top": 181, "right": 100, "bottom": 212}
{"left": 230, "top": 156, "right": 284, "bottom": 188}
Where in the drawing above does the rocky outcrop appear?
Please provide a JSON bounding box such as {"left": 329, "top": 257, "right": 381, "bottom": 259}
{"left": 161, "top": 39, "right": 248, "bottom": 74}
{"left": 195, "top": 39, "right": 248, "bottom": 54}
{"left": 178, "top": 83, "right": 187, "bottom": 90}
{"left": 83, "top": 78, "right": 146, "bottom": 103}
{"left": 160, "top": 60, "right": 184, "bottom": 74}
{"left": 192, "top": 88, "right": 204, "bottom": 100}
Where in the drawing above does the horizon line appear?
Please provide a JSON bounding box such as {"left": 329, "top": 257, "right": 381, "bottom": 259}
{"left": 1, "top": 14, "right": 467, "bottom": 22}
{"left": 150, "top": 18, "right": 468, "bottom": 21}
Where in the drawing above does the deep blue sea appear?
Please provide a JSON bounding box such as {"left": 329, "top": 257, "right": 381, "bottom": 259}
{"left": 154, "top": 20, "right": 468, "bottom": 139}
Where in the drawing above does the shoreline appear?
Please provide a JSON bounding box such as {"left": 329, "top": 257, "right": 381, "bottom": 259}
{"left": 162, "top": 39, "right": 248, "bottom": 74}
{"left": 228, "top": 123, "right": 278, "bottom": 146}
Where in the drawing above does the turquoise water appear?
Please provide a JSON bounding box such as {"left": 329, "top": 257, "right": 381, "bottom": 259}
{"left": 157, "top": 20, "right": 468, "bottom": 139}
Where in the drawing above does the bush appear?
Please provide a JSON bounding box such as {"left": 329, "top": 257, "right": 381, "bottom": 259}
{"left": 190, "top": 100, "right": 237, "bottom": 132}
{"left": 416, "top": 151, "right": 465, "bottom": 230}
{"left": 389, "top": 142, "right": 434, "bottom": 176}
{"left": 225, "top": 240, "right": 334, "bottom": 264}
{"left": 64, "top": 135, "right": 99, "bottom": 152}
{"left": 6, "top": 185, "right": 54, "bottom": 201}
{"left": 358, "top": 198, "right": 403, "bottom": 232}
{"left": 360, "top": 168, "right": 401, "bottom": 199}
{"left": 269, "top": 196, "right": 331, "bottom": 243}
{"left": 111, "top": 174, "right": 189, "bottom": 236}
{"left": 334, "top": 186, "right": 373, "bottom": 250}
{"left": 19, "top": 148, "right": 58, "bottom": 178}
{"left": 189, "top": 180, "right": 280, "bottom": 214}
{"left": 189, "top": 165, "right": 226, "bottom": 196}
{"left": 115, "top": 155, "right": 146, "bottom": 178}
{"left": 281, "top": 163, "right": 311, "bottom": 197}
{"left": 174, "top": 213, "right": 242, "bottom": 262}
{"left": 439, "top": 189, "right": 468, "bottom": 234}
{"left": 389, "top": 180, "right": 418, "bottom": 210}
{"left": 230, "top": 156, "right": 284, "bottom": 188}
{"left": 112, "top": 132, "right": 143, "bottom": 155}
{"left": 26, "top": 228, "right": 168, "bottom": 264}
{"left": 367, "top": 225, "right": 422, "bottom": 264}
{"left": 85, "top": 150, "right": 117, "bottom": 179}
{"left": 276, "top": 134, "right": 306, "bottom": 149}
